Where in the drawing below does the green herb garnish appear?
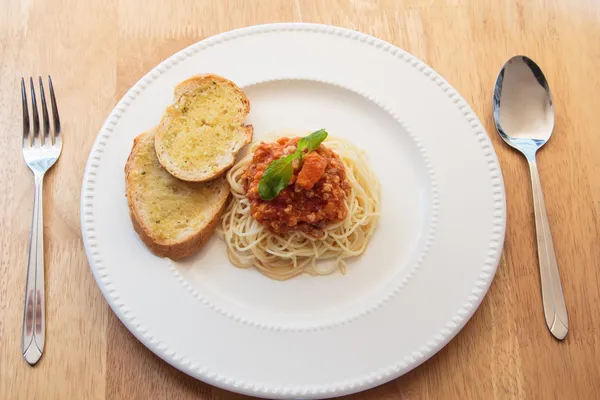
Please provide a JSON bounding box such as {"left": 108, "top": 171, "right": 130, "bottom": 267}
{"left": 257, "top": 129, "right": 328, "bottom": 201}
{"left": 297, "top": 129, "right": 327, "bottom": 154}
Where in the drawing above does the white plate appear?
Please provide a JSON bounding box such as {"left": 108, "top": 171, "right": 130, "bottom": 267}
{"left": 81, "top": 23, "right": 505, "bottom": 399}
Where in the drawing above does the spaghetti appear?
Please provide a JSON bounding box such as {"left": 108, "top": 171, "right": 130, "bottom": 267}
{"left": 219, "top": 137, "right": 380, "bottom": 280}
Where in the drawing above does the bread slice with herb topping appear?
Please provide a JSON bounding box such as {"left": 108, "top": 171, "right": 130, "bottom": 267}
{"left": 125, "top": 128, "right": 230, "bottom": 260}
{"left": 154, "top": 74, "right": 253, "bottom": 182}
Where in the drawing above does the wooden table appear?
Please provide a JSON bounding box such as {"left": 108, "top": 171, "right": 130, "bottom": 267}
{"left": 1, "top": 0, "right": 599, "bottom": 398}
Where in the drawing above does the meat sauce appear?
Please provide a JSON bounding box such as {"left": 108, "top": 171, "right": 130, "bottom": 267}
{"left": 243, "top": 137, "right": 351, "bottom": 237}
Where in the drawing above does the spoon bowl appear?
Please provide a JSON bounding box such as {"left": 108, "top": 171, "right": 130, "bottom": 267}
{"left": 493, "top": 55, "right": 568, "bottom": 340}
{"left": 493, "top": 56, "right": 555, "bottom": 158}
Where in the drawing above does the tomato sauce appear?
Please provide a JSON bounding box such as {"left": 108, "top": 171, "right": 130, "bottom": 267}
{"left": 243, "top": 137, "right": 350, "bottom": 237}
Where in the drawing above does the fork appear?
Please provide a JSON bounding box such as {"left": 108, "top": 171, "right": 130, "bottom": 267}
{"left": 21, "top": 76, "right": 62, "bottom": 365}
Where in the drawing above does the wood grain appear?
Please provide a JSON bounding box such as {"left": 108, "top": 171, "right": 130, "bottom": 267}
{"left": 1, "top": 0, "right": 599, "bottom": 398}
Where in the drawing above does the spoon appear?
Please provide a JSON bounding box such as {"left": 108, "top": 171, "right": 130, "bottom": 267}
{"left": 492, "top": 55, "right": 568, "bottom": 340}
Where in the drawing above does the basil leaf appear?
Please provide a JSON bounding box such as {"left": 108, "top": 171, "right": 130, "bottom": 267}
{"left": 257, "top": 153, "right": 297, "bottom": 201}
{"left": 257, "top": 129, "right": 328, "bottom": 201}
{"left": 297, "top": 129, "right": 328, "bottom": 154}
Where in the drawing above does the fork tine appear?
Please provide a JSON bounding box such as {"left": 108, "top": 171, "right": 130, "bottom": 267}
{"left": 29, "top": 77, "right": 40, "bottom": 146}
{"left": 21, "top": 78, "right": 30, "bottom": 145}
{"left": 38, "top": 77, "right": 50, "bottom": 145}
{"left": 48, "top": 76, "right": 61, "bottom": 139}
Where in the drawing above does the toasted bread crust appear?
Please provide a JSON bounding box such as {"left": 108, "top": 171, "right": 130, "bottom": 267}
{"left": 128, "top": 202, "right": 227, "bottom": 260}
{"left": 125, "top": 129, "right": 230, "bottom": 260}
{"left": 154, "top": 73, "right": 252, "bottom": 183}
{"left": 173, "top": 74, "right": 251, "bottom": 115}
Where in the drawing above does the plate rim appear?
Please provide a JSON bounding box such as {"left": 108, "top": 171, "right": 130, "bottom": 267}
{"left": 81, "top": 22, "right": 506, "bottom": 398}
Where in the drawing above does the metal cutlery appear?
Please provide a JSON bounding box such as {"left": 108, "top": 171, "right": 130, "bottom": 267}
{"left": 492, "top": 56, "right": 568, "bottom": 340}
{"left": 21, "top": 76, "right": 62, "bottom": 364}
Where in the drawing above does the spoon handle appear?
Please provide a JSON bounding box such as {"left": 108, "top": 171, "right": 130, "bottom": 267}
{"left": 527, "top": 159, "right": 568, "bottom": 340}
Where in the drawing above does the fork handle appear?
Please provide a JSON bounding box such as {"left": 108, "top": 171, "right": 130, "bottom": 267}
{"left": 527, "top": 158, "right": 568, "bottom": 340}
{"left": 22, "top": 174, "right": 45, "bottom": 365}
